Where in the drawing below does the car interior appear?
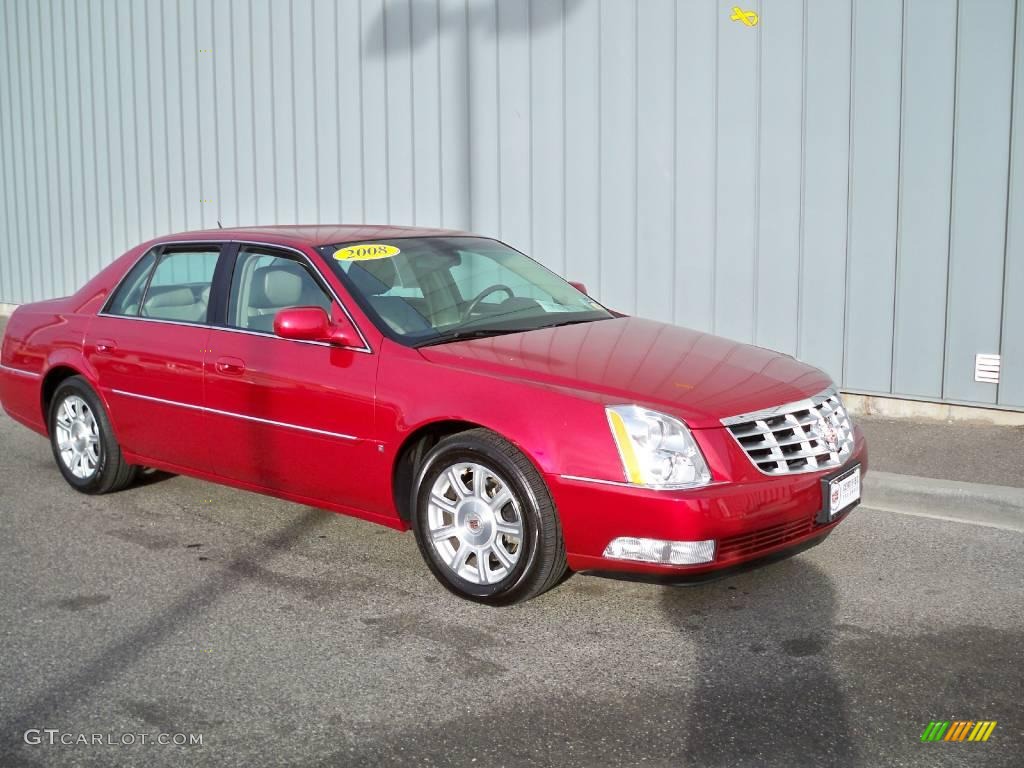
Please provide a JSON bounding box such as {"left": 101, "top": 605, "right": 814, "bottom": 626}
{"left": 343, "top": 254, "right": 545, "bottom": 336}
{"left": 230, "top": 257, "right": 333, "bottom": 333}
{"left": 140, "top": 284, "right": 211, "bottom": 323}
{"left": 346, "top": 259, "right": 435, "bottom": 334}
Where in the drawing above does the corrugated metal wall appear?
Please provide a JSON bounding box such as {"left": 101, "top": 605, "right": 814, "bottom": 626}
{"left": 1, "top": 0, "right": 1022, "bottom": 409}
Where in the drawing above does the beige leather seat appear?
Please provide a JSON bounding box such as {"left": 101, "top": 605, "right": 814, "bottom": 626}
{"left": 347, "top": 260, "right": 431, "bottom": 334}
{"left": 141, "top": 286, "right": 209, "bottom": 323}
{"left": 246, "top": 263, "right": 316, "bottom": 332}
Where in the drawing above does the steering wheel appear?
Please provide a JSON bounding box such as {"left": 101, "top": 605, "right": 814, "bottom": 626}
{"left": 461, "top": 284, "right": 514, "bottom": 321}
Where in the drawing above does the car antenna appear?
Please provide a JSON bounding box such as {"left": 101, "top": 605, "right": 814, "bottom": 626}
{"left": 217, "top": 219, "right": 223, "bottom": 229}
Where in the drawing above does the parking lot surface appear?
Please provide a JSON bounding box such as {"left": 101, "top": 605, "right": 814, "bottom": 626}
{"left": 1, "top": 412, "right": 1021, "bottom": 767}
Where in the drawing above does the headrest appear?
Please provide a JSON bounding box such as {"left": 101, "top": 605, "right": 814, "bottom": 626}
{"left": 145, "top": 287, "right": 196, "bottom": 308}
{"left": 250, "top": 264, "right": 304, "bottom": 308}
{"left": 347, "top": 259, "right": 397, "bottom": 296}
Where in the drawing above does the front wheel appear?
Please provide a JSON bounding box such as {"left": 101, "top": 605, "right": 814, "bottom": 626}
{"left": 49, "top": 376, "right": 137, "bottom": 494}
{"left": 411, "top": 429, "right": 567, "bottom": 604}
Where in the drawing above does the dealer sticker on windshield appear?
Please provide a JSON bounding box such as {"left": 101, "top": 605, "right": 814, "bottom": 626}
{"left": 333, "top": 244, "right": 401, "bottom": 262}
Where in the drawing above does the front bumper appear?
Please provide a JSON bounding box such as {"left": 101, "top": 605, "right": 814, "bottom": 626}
{"left": 547, "top": 431, "right": 868, "bottom": 580}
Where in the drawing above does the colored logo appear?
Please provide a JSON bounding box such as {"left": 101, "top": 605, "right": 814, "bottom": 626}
{"left": 730, "top": 7, "right": 759, "bottom": 27}
{"left": 817, "top": 414, "right": 841, "bottom": 453}
{"left": 921, "top": 721, "right": 997, "bottom": 742}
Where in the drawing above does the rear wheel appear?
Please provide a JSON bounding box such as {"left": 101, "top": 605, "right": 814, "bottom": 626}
{"left": 411, "top": 429, "right": 567, "bottom": 604}
{"left": 49, "top": 376, "right": 137, "bottom": 494}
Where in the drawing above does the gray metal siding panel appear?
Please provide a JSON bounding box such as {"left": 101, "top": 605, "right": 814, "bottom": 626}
{"left": 597, "top": 0, "right": 636, "bottom": 312}
{"left": 143, "top": 3, "right": 164, "bottom": 240}
{"left": 798, "top": 0, "right": 851, "bottom": 380}
{"left": 843, "top": 0, "right": 903, "bottom": 393}
{"left": 384, "top": 0, "right": 414, "bottom": 224}
{"left": 411, "top": 0, "right": 442, "bottom": 227}
{"left": 1, "top": 3, "right": 14, "bottom": 299}
{"left": 22, "top": 0, "right": 44, "bottom": 300}
{"left": 754, "top": 0, "right": 803, "bottom": 358}
{"left": 28, "top": 0, "right": 52, "bottom": 300}
{"left": 438, "top": 0, "right": 470, "bottom": 231}
{"left": 891, "top": 0, "right": 957, "bottom": 399}
{"left": 294, "top": 1, "right": 320, "bottom": 225}
{"left": 530, "top": 0, "right": 566, "bottom": 275}
{"left": 563, "top": 0, "right": 600, "bottom": 294}
{"left": 714, "top": 0, "right": 759, "bottom": 343}
{"left": 1, "top": 0, "right": 1022, "bottom": 410}
{"left": 1002, "top": 0, "right": 1024, "bottom": 407}
{"left": 943, "top": 0, "right": 1015, "bottom": 404}
{"left": 467, "top": 0, "right": 499, "bottom": 237}
{"left": 635, "top": 0, "right": 676, "bottom": 324}
{"left": 497, "top": 1, "right": 532, "bottom": 254}
{"left": 270, "top": 0, "right": 297, "bottom": 223}
{"left": 674, "top": 0, "right": 716, "bottom": 332}
{"left": 8, "top": 0, "right": 30, "bottom": 299}
{"left": 360, "top": 0, "right": 389, "bottom": 224}
{"left": 337, "top": 0, "right": 366, "bottom": 224}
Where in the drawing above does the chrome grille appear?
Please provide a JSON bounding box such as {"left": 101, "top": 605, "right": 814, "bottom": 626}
{"left": 721, "top": 388, "right": 854, "bottom": 475}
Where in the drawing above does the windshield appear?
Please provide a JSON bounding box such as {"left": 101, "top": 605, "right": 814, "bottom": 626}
{"left": 319, "top": 236, "right": 612, "bottom": 346}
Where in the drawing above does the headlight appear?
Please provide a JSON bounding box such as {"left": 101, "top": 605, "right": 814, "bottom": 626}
{"left": 605, "top": 405, "right": 712, "bottom": 488}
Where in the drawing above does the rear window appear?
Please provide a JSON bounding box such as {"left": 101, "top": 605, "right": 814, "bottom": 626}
{"left": 104, "top": 251, "right": 157, "bottom": 317}
{"left": 138, "top": 248, "right": 220, "bottom": 324}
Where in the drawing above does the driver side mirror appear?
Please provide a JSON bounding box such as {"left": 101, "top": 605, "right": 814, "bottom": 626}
{"left": 568, "top": 280, "right": 589, "bottom": 295}
{"left": 274, "top": 306, "right": 354, "bottom": 347}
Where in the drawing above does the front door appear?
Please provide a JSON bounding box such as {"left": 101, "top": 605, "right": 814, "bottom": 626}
{"left": 203, "top": 244, "right": 384, "bottom": 514}
{"left": 86, "top": 244, "right": 221, "bottom": 471}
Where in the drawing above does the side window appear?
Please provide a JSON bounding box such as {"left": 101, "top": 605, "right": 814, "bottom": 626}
{"left": 139, "top": 248, "right": 220, "bottom": 323}
{"left": 227, "top": 248, "right": 333, "bottom": 333}
{"left": 105, "top": 250, "right": 157, "bottom": 316}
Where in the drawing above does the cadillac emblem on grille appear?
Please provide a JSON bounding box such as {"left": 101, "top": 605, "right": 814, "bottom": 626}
{"left": 721, "top": 388, "right": 854, "bottom": 475}
{"left": 818, "top": 413, "right": 842, "bottom": 453}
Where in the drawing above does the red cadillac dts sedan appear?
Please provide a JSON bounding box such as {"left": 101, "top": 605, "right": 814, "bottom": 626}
{"left": 0, "top": 226, "right": 866, "bottom": 603}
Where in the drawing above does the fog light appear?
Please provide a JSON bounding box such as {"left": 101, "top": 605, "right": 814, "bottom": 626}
{"left": 603, "top": 537, "right": 715, "bottom": 565}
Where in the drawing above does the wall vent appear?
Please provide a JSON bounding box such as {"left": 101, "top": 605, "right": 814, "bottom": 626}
{"left": 975, "top": 354, "right": 1001, "bottom": 384}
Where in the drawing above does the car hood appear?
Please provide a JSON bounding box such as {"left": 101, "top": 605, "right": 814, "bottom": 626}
{"left": 416, "top": 316, "right": 833, "bottom": 429}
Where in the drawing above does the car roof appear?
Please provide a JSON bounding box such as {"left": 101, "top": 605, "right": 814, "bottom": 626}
{"left": 152, "top": 224, "right": 473, "bottom": 248}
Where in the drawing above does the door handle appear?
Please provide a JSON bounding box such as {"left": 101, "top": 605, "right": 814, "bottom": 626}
{"left": 95, "top": 339, "right": 117, "bottom": 354}
{"left": 215, "top": 356, "right": 245, "bottom": 375}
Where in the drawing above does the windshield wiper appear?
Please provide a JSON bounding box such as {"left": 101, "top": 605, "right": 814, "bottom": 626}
{"left": 413, "top": 327, "right": 530, "bottom": 348}
{"left": 415, "top": 316, "right": 610, "bottom": 348}
{"left": 532, "top": 317, "right": 608, "bottom": 331}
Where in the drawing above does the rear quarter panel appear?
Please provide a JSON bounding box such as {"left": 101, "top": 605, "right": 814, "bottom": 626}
{"left": 1, "top": 302, "right": 87, "bottom": 433}
{"left": 0, "top": 244, "right": 144, "bottom": 433}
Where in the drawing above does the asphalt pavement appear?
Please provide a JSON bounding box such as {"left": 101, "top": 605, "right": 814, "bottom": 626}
{"left": 856, "top": 416, "right": 1024, "bottom": 488}
{"left": 1, "top": 411, "right": 1022, "bottom": 767}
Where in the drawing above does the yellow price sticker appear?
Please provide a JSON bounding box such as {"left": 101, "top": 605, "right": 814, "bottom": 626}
{"left": 333, "top": 244, "right": 401, "bottom": 262}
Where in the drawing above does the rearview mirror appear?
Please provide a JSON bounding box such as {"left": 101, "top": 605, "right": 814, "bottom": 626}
{"left": 568, "top": 280, "right": 589, "bottom": 295}
{"left": 274, "top": 307, "right": 353, "bottom": 347}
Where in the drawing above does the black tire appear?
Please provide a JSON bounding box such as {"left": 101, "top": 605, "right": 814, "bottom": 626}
{"left": 48, "top": 375, "right": 137, "bottom": 494}
{"left": 411, "top": 428, "right": 567, "bottom": 604}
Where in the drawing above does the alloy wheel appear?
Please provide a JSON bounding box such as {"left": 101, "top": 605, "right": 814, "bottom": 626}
{"left": 426, "top": 462, "right": 525, "bottom": 585}
{"left": 54, "top": 395, "right": 100, "bottom": 480}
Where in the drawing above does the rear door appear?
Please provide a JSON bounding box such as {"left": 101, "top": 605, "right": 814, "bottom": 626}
{"left": 202, "top": 243, "right": 384, "bottom": 514}
{"left": 86, "top": 243, "right": 222, "bottom": 471}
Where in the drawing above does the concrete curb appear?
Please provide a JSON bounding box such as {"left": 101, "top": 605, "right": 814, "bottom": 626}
{"left": 843, "top": 392, "right": 1024, "bottom": 426}
{"left": 864, "top": 471, "right": 1024, "bottom": 532}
